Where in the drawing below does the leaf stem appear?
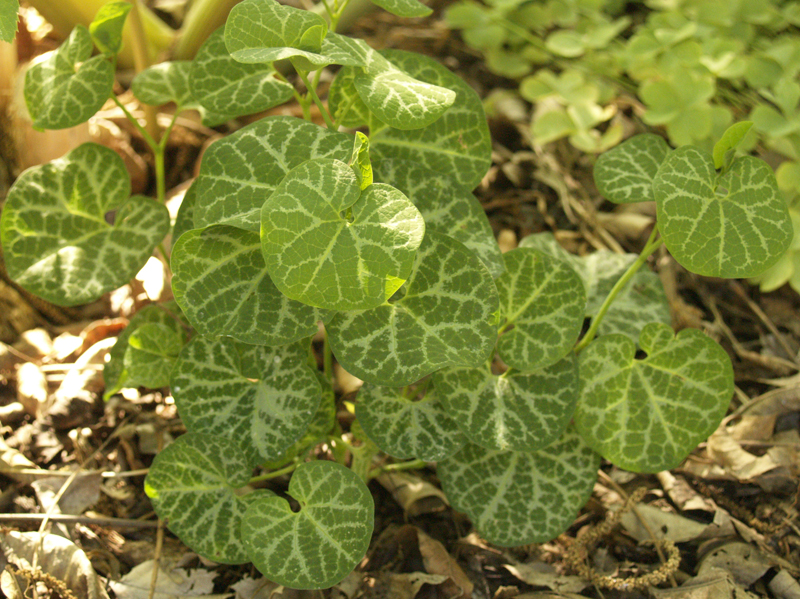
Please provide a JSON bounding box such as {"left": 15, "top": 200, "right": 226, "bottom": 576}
{"left": 112, "top": 95, "right": 158, "bottom": 151}
{"left": 368, "top": 458, "right": 427, "bottom": 479}
{"left": 574, "top": 226, "right": 664, "bottom": 353}
{"left": 323, "top": 328, "right": 334, "bottom": 389}
{"left": 298, "top": 70, "right": 336, "bottom": 129}
{"left": 126, "top": 0, "right": 160, "bottom": 142}
{"left": 249, "top": 461, "right": 299, "bottom": 484}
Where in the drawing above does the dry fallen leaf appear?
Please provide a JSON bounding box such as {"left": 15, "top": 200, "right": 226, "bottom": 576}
{"left": 651, "top": 567, "right": 759, "bottom": 599}
{"left": 618, "top": 503, "right": 708, "bottom": 543}
{"left": 375, "top": 470, "right": 448, "bottom": 516}
{"left": 108, "top": 560, "right": 230, "bottom": 599}
{"left": 503, "top": 561, "right": 589, "bottom": 594}
{"left": 363, "top": 571, "right": 448, "bottom": 599}
{"left": 697, "top": 542, "right": 774, "bottom": 587}
{"left": 416, "top": 528, "right": 473, "bottom": 597}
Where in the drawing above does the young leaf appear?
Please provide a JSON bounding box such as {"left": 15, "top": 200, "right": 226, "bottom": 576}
{"left": 370, "top": 50, "right": 492, "bottom": 191}
{"left": 373, "top": 158, "right": 504, "bottom": 278}
{"left": 713, "top": 121, "right": 753, "bottom": 170}
{"left": 354, "top": 50, "right": 456, "bottom": 130}
{"left": 0, "top": 143, "right": 170, "bottom": 306}
{"left": 433, "top": 356, "right": 579, "bottom": 452}
{"left": 104, "top": 302, "right": 185, "bottom": 398}
{"left": 189, "top": 28, "right": 294, "bottom": 125}
{"left": 131, "top": 61, "right": 196, "bottom": 110}
{"left": 575, "top": 322, "right": 734, "bottom": 473}
{"left": 496, "top": 248, "right": 586, "bottom": 372}
{"left": 24, "top": 26, "right": 114, "bottom": 130}
{"left": 89, "top": 1, "right": 131, "bottom": 55}
{"left": 355, "top": 382, "right": 467, "bottom": 461}
{"left": 653, "top": 147, "right": 793, "bottom": 277}
{"left": 329, "top": 66, "right": 371, "bottom": 128}
{"left": 195, "top": 116, "right": 352, "bottom": 231}
{"left": 171, "top": 336, "right": 321, "bottom": 465}
{"left": 145, "top": 433, "right": 270, "bottom": 564}
{"left": 366, "top": 0, "right": 431, "bottom": 18}
{"left": 327, "top": 231, "right": 500, "bottom": 387}
{"left": 171, "top": 225, "right": 327, "bottom": 347}
{"left": 439, "top": 427, "right": 600, "bottom": 546}
{"left": 123, "top": 322, "right": 184, "bottom": 389}
{"left": 350, "top": 132, "right": 373, "bottom": 189}
{"left": 593, "top": 134, "right": 670, "bottom": 204}
{"left": 241, "top": 461, "right": 374, "bottom": 589}
{"left": 260, "top": 158, "right": 425, "bottom": 311}
{"left": 0, "top": 0, "right": 18, "bottom": 43}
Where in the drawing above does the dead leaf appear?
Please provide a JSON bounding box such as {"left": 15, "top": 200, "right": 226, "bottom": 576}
{"left": 417, "top": 528, "right": 473, "bottom": 597}
{"left": 0, "top": 567, "right": 24, "bottom": 599}
{"left": 330, "top": 571, "right": 363, "bottom": 599}
{"left": 503, "top": 561, "right": 588, "bottom": 594}
{"left": 651, "top": 567, "right": 759, "bottom": 599}
{"left": 363, "top": 571, "right": 448, "bottom": 599}
{"left": 697, "top": 542, "right": 774, "bottom": 586}
{"left": 657, "top": 471, "right": 716, "bottom": 512}
{"left": 707, "top": 428, "right": 785, "bottom": 480}
{"left": 769, "top": 570, "right": 800, "bottom": 599}
{"left": 31, "top": 472, "right": 102, "bottom": 515}
{"left": 16, "top": 362, "right": 47, "bottom": 417}
{"left": 0, "top": 437, "right": 41, "bottom": 484}
{"left": 0, "top": 530, "right": 110, "bottom": 599}
{"left": 618, "top": 503, "right": 708, "bottom": 543}
{"left": 108, "top": 560, "right": 230, "bottom": 598}
{"left": 375, "top": 470, "right": 448, "bottom": 516}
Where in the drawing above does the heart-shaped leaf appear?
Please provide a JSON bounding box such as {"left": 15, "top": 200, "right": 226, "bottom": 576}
{"left": 171, "top": 180, "right": 197, "bottom": 250}
{"left": 0, "top": 0, "right": 18, "bottom": 43}
{"left": 367, "top": 0, "right": 431, "bottom": 17}
{"left": 354, "top": 50, "right": 455, "bottom": 130}
{"left": 132, "top": 61, "right": 196, "bottom": 110}
{"left": 439, "top": 427, "right": 600, "bottom": 546}
{"left": 89, "top": 1, "right": 131, "bottom": 55}
{"left": 519, "top": 233, "right": 671, "bottom": 339}
{"left": 171, "top": 225, "right": 327, "bottom": 346}
{"left": 355, "top": 382, "right": 467, "bottom": 461}
{"left": 496, "top": 248, "right": 586, "bottom": 372}
{"left": 593, "top": 134, "right": 670, "bottom": 204}
{"left": 0, "top": 143, "right": 170, "bottom": 306}
{"left": 329, "top": 66, "right": 371, "bottom": 128}
{"left": 374, "top": 158, "right": 504, "bottom": 277}
{"left": 371, "top": 50, "right": 492, "bottom": 191}
{"left": 241, "top": 461, "right": 373, "bottom": 589}
{"left": 653, "top": 147, "right": 793, "bottom": 277}
{"left": 433, "top": 355, "right": 579, "bottom": 452}
{"left": 24, "top": 26, "right": 114, "bottom": 130}
{"left": 171, "top": 336, "right": 321, "bottom": 465}
{"left": 575, "top": 322, "right": 734, "bottom": 473}
{"left": 195, "top": 116, "right": 353, "bottom": 231}
{"left": 145, "top": 433, "right": 269, "bottom": 564}
{"left": 327, "top": 231, "right": 500, "bottom": 387}
{"left": 124, "top": 322, "right": 185, "bottom": 389}
{"left": 104, "top": 302, "right": 186, "bottom": 398}
{"left": 190, "top": 28, "right": 294, "bottom": 126}
{"left": 261, "top": 158, "right": 425, "bottom": 311}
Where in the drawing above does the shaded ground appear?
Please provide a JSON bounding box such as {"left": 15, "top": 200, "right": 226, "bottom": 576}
{"left": 1, "top": 2, "right": 800, "bottom": 598}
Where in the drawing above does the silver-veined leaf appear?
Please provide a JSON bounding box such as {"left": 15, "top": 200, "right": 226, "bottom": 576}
{"left": 131, "top": 61, "right": 197, "bottom": 110}
{"left": 123, "top": 322, "right": 184, "bottom": 389}
{"left": 89, "top": 1, "right": 131, "bottom": 55}
{"left": 367, "top": 0, "right": 431, "bottom": 17}
{"left": 0, "top": 0, "right": 18, "bottom": 43}
{"left": 593, "top": 134, "right": 670, "bottom": 204}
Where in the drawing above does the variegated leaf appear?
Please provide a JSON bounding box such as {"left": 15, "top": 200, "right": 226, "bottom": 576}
{"left": 593, "top": 134, "right": 670, "bottom": 204}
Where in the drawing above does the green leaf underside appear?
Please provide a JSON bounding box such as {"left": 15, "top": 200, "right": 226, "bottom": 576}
{"left": 329, "top": 66, "right": 371, "bottom": 128}
{"left": 124, "top": 322, "right": 184, "bottom": 389}
{"left": 0, "top": 143, "right": 170, "bottom": 306}
{"left": 172, "top": 336, "right": 321, "bottom": 465}
{"left": 519, "top": 233, "right": 671, "bottom": 339}
{"left": 373, "top": 158, "right": 504, "bottom": 278}
{"left": 439, "top": 427, "right": 600, "bottom": 547}
{"left": 241, "top": 461, "right": 373, "bottom": 589}
{"left": 496, "top": 248, "right": 586, "bottom": 372}
{"left": 434, "top": 355, "right": 579, "bottom": 453}
{"left": 354, "top": 50, "right": 455, "bottom": 130}
{"left": 195, "top": 116, "right": 352, "bottom": 231}
{"left": 171, "top": 180, "right": 197, "bottom": 250}
{"left": 327, "top": 231, "right": 500, "bottom": 387}
{"left": 261, "top": 158, "right": 425, "bottom": 311}
{"left": 132, "top": 61, "right": 196, "bottom": 110}
{"left": 653, "top": 147, "right": 792, "bottom": 278}
{"left": 713, "top": 121, "right": 753, "bottom": 170}
{"left": 367, "top": 0, "right": 431, "bottom": 17}
{"left": 104, "top": 302, "right": 185, "bottom": 398}
{"left": 190, "top": 28, "right": 294, "bottom": 125}
{"left": 171, "top": 225, "right": 327, "bottom": 346}
{"left": 0, "top": 0, "right": 18, "bottom": 43}
{"left": 24, "top": 26, "right": 114, "bottom": 130}
{"left": 371, "top": 50, "right": 492, "bottom": 191}
{"left": 145, "top": 433, "right": 267, "bottom": 564}
{"left": 575, "top": 323, "right": 734, "bottom": 473}
{"left": 89, "top": 1, "right": 131, "bottom": 55}
{"left": 593, "top": 134, "right": 670, "bottom": 204}
{"left": 356, "top": 383, "right": 467, "bottom": 461}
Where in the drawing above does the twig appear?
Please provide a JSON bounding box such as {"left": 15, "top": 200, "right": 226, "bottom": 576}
{"left": 149, "top": 519, "right": 165, "bottom": 599}
{"left": 0, "top": 513, "right": 158, "bottom": 528}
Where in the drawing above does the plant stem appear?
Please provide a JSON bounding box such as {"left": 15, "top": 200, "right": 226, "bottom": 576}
{"left": 249, "top": 461, "right": 299, "bottom": 484}
{"left": 126, "top": 0, "right": 160, "bottom": 142}
{"left": 368, "top": 458, "right": 427, "bottom": 479}
{"left": 112, "top": 95, "right": 158, "bottom": 151}
{"left": 298, "top": 70, "right": 336, "bottom": 129}
{"left": 323, "top": 328, "right": 334, "bottom": 389}
{"left": 574, "top": 226, "right": 664, "bottom": 353}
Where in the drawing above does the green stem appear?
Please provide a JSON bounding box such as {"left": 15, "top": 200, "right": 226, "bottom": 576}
{"left": 248, "top": 461, "right": 299, "bottom": 484}
{"left": 368, "top": 458, "right": 427, "bottom": 480}
{"left": 323, "top": 329, "right": 334, "bottom": 390}
{"left": 112, "top": 95, "right": 158, "bottom": 152}
{"left": 574, "top": 226, "right": 664, "bottom": 353}
{"left": 298, "top": 70, "right": 336, "bottom": 129}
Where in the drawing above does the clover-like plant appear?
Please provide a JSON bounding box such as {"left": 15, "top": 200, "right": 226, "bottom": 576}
{"left": 1, "top": 0, "right": 793, "bottom": 589}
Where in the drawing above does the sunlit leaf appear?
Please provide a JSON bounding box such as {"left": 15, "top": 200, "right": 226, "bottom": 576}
{"left": 124, "top": 322, "right": 184, "bottom": 389}
{"left": 712, "top": 121, "right": 753, "bottom": 169}
{"left": 132, "top": 61, "right": 196, "bottom": 109}
{"left": 593, "top": 134, "right": 670, "bottom": 204}
{"left": 367, "top": 0, "right": 431, "bottom": 18}
{"left": 89, "top": 1, "right": 131, "bottom": 55}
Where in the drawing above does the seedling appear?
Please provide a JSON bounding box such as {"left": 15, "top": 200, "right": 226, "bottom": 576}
{"left": 0, "top": 0, "right": 793, "bottom": 590}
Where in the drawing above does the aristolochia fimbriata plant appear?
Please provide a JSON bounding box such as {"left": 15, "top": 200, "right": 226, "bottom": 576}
{"left": 0, "top": 0, "right": 794, "bottom": 588}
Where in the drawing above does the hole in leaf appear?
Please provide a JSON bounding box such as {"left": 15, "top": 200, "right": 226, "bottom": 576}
{"left": 104, "top": 210, "right": 116, "bottom": 225}
{"left": 634, "top": 349, "right": 648, "bottom": 360}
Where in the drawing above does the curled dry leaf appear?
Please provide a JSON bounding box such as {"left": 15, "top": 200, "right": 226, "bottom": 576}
{"left": 364, "top": 571, "right": 449, "bottom": 599}
{"left": 504, "top": 561, "right": 589, "bottom": 594}
{"left": 697, "top": 542, "right": 774, "bottom": 587}
{"left": 108, "top": 560, "right": 227, "bottom": 599}
{"left": 707, "top": 428, "right": 790, "bottom": 481}
{"left": 416, "top": 528, "right": 473, "bottom": 598}
{"left": 375, "top": 470, "right": 448, "bottom": 516}
{"left": 651, "top": 567, "right": 759, "bottom": 599}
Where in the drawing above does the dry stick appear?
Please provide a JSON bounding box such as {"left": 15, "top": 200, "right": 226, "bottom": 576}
{"left": 0, "top": 514, "right": 158, "bottom": 528}
{"left": 0, "top": 467, "right": 149, "bottom": 478}
{"left": 148, "top": 519, "right": 165, "bottom": 599}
